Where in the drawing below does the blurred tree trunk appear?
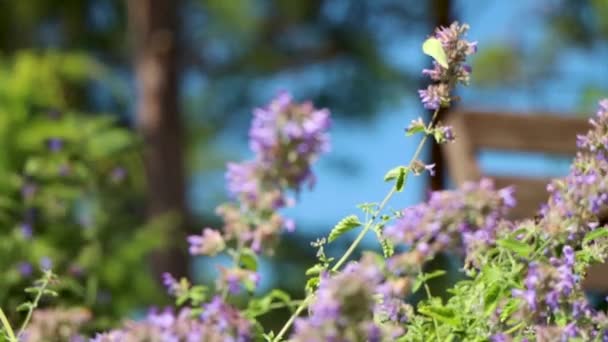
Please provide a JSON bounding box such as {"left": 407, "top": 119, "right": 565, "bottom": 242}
{"left": 127, "top": 0, "right": 189, "bottom": 279}
{"left": 429, "top": 0, "right": 453, "bottom": 191}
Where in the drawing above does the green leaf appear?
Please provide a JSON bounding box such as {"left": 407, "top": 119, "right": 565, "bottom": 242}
{"left": 384, "top": 166, "right": 407, "bottom": 182}
{"left": 328, "top": 215, "right": 362, "bottom": 243}
{"left": 239, "top": 249, "right": 258, "bottom": 271}
{"left": 405, "top": 124, "right": 426, "bottom": 136}
{"left": 497, "top": 238, "right": 533, "bottom": 258}
{"left": 424, "top": 270, "right": 446, "bottom": 281}
{"left": 583, "top": 227, "right": 608, "bottom": 244}
{"left": 412, "top": 278, "right": 423, "bottom": 294}
{"left": 483, "top": 283, "right": 502, "bottom": 314}
{"left": 42, "top": 289, "right": 58, "bottom": 297}
{"left": 422, "top": 37, "right": 449, "bottom": 68}
{"left": 305, "top": 277, "right": 320, "bottom": 292}
{"left": 500, "top": 298, "right": 521, "bottom": 322}
{"left": 373, "top": 225, "right": 394, "bottom": 258}
{"left": 16, "top": 303, "right": 32, "bottom": 312}
{"left": 305, "top": 264, "right": 325, "bottom": 276}
{"left": 395, "top": 166, "right": 407, "bottom": 192}
{"left": 418, "top": 305, "right": 458, "bottom": 326}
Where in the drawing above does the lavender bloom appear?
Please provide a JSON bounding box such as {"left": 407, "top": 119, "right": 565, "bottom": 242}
{"left": 187, "top": 228, "right": 225, "bottom": 256}
{"left": 207, "top": 92, "right": 331, "bottom": 255}
{"left": 46, "top": 138, "right": 63, "bottom": 152}
{"left": 92, "top": 301, "right": 252, "bottom": 342}
{"left": 40, "top": 256, "right": 53, "bottom": 271}
{"left": 162, "top": 272, "right": 179, "bottom": 296}
{"left": 419, "top": 22, "right": 477, "bottom": 109}
{"left": 248, "top": 92, "right": 330, "bottom": 191}
{"left": 291, "top": 256, "right": 405, "bottom": 341}
{"left": 542, "top": 99, "right": 608, "bottom": 241}
{"left": 18, "top": 262, "right": 33, "bottom": 277}
{"left": 418, "top": 84, "right": 448, "bottom": 110}
{"left": 217, "top": 267, "right": 259, "bottom": 295}
{"left": 385, "top": 178, "right": 514, "bottom": 270}
{"left": 20, "top": 222, "right": 33, "bottom": 239}
{"left": 225, "top": 161, "right": 260, "bottom": 201}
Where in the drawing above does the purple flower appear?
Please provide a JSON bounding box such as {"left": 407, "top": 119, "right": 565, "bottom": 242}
{"left": 291, "top": 256, "right": 402, "bottom": 341}
{"left": 46, "top": 138, "right": 63, "bottom": 152}
{"left": 18, "top": 262, "right": 33, "bottom": 277}
{"left": 424, "top": 163, "right": 436, "bottom": 176}
{"left": 20, "top": 223, "right": 32, "bottom": 239}
{"left": 187, "top": 228, "right": 225, "bottom": 256}
{"left": 40, "top": 257, "right": 52, "bottom": 271}
{"left": 162, "top": 272, "right": 179, "bottom": 296}
{"left": 21, "top": 182, "right": 37, "bottom": 200}
{"left": 225, "top": 161, "right": 259, "bottom": 201}
{"left": 419, "top": 22, "right": 477, "bottom": 109}
{"left": 110, "top": 167, "right": 127, "bottom": 183}
{"left": 418, "top": 85, "right": 444, "bottom": 110}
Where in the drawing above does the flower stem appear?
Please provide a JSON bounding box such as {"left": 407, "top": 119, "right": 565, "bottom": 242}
{"left": 0, "top": 307, "right": 17, "bottom": 342}
{"left": 424, "top": 283, "right": 442, "bottom": 342}
{"left": 17, "top": 271, "right": 52, "bottom": 339}
{"left": 272, "top": 108, "right": 441, "bottom": 341}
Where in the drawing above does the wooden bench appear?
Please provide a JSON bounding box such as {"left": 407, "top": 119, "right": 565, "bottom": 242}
{"left": 441, "top": 110, "right": 608, "bottom": 291}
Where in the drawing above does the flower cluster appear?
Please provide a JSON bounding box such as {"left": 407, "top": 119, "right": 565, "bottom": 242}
{"left": 512, "top": 246, "right": 579, "bottom": 316}
{"left": 385, "top": 178, "right": 515, "bottom": 272}
{"left": 189, "top": 92, "right": 330, "bottom": 257}
{"left": 291, "top": 255, "right": 407, "bottom": 341}
{"left": 542, "top": 99, "right": 608, "bottom": 242}
{"left": 419, "top": 22, "right": 477, "bottom": 110}
{"left": 92, "top": 297, "right": 251, "bottom": 342}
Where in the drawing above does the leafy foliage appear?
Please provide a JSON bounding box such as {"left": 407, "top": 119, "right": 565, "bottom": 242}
{"left": 0, "top": 52, "right": 167, "bottom": 330}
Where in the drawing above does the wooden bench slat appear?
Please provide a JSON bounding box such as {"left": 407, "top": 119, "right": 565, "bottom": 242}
{"left": 456, "top": 111, "right": 589, "bottom": 154}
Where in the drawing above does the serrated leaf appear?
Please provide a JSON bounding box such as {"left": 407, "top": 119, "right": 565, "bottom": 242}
{"left": 373, "top": 225, "right": 394, "bottom": 258}
{"left": 497, "top": 238, "right": 533, "bottom": 258}
{"left": 328, "top": 215, "right": 362, "bottom": 243}
{"left": 239, "top": 249, "right": 258, "bottom": 271}
{"left": 583, "top": 227, "right": 608, "bottom": 244}
{"left": 422, "top": 37, "right": 448, "bottom": 68}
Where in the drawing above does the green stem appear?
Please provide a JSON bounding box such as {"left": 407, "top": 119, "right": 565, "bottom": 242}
{"left": 504, "top": 321, "right": 524, "bottom": 335}
{"left": 0, "top": 308, "right": 17, "bottom": 342}
{"left": 424, "top": 283, "right": 442, "bottom": 342}
{"left": 272, "top": 108, "right": 441, "bottom": 342}
{"left": 223, "top": 241, "right": 245, "bottom": 301}
{"left": 17, "top": 273, "right": 51, "bottom": 339}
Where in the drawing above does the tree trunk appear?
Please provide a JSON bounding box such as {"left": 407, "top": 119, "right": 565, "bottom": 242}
{"left": 127, "top": 0, "right": 189, "bottom": 279}
{"left": 429, "top": 0, "right": 453, "bottom": 191}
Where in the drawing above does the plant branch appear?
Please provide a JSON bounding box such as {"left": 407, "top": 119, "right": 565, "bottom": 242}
{"left": 272, "top": 108, "right": 441, "bottom": 341}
